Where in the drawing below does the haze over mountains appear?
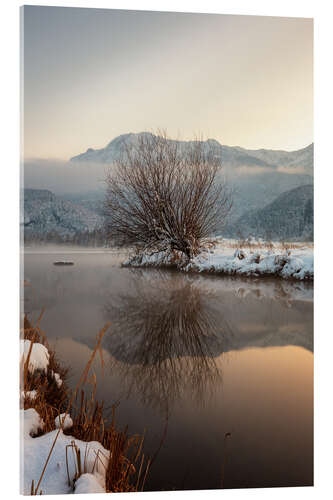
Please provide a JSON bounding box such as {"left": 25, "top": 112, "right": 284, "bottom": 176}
{"left": 23, "top": 188, "right": 104, "bottom": 244}
{"left": 23, "top": 132, "right": 314, "bottom": 243}
{"left": 225, "top": 185, "right": 313, "bottom": 241}
{"left": 70, "top": 132, "right": 314, "bottom": 175}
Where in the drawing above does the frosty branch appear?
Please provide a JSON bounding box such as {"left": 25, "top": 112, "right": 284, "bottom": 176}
{"left": 104, "top": 131, "right": 232, "bottom": 260}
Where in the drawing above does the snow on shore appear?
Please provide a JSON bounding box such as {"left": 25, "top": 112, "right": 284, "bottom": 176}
{"left": 21, "top": 340, "right": 109, "bottom": 495}
{"left": 54, "top": 413, "right": 73, "bottom": 430}
{"left": 22, "top": 408, "right": 109, "bottom": 495}
{"left": 20, "top": 340, "right": 50, "bottom": 373}
{"left": 186, "top": 246, "right": 313, "bottom": 280}
{"left": 123, "top": 240, "right": 313, "bottom": 280}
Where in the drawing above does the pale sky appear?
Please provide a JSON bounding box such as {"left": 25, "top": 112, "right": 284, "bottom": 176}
{"left": 22, "top": 6, "right": 313, "bottom": 159}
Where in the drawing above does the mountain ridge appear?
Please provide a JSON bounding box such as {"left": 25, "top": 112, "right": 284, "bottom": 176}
{"left": 225, "top": 184, "right": 313, "bottom": 241}
{"left": 23, "top": 188, "right": 103, "bottom": 240}
{"left": 70, "top": 132, "right": 313, "bottom": 174}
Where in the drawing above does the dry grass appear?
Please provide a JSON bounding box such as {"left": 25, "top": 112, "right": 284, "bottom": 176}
{"left": 220, "top": 237, "right": 313, "bottom": 252}
{"left": 21, "top": 314, "right": 69, "bottom": 434}
{"left": 21, "top": 313, "right": 149, "bottom": 494}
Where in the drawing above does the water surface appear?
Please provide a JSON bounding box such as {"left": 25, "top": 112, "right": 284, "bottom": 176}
{"left": 23, "top": 248, "right": 313, "bottom": 491}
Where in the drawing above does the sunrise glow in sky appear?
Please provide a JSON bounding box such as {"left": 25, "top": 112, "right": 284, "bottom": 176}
{"left": 22, "top": 6, "right": 313, "bottom": 159}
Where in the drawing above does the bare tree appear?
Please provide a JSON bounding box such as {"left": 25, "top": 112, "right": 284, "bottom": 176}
{"left": 104, "top": 131, "right": 232, "bottom": 259}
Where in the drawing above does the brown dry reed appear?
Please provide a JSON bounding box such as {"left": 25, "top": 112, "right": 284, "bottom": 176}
{"left": 21, "top": 314, "right": 149, "bottom": 494}
{"left": 231, "top": 234, "right": 313, "bottom": 251}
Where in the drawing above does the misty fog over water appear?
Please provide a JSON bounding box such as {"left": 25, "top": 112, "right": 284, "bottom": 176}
{"left": 23, "top": 248, "right": 313, "bottom": 490}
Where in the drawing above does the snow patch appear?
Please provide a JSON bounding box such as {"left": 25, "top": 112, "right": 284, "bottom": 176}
{"left": 22, "top": 408, "right": 109, "bottom": 495}
{"left": 55, "top": 413, "right": 73, "bottom": 430}
{"left": 20, "top": 340, "right": 50, "bottom": 373}
{"left": 74, "top": 473, "right": 105, "bottom": 494}
{"left": 23, "top": 408, "right": 44, "bottom": 438}
{"left": 21, "top": 390, "right": 37, "bottom": 402}
{"left": 124, "top": 242, "right": 313, "bottom": 281}
{"left": 51, "top": 370, "right": 63, "bottom": 388}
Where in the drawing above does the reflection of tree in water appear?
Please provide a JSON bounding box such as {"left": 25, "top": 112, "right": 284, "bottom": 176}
{"left": 103, "top": 271, "right": 232, "bottom": 414}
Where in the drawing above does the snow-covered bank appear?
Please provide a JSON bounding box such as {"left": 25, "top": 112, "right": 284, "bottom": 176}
{"left": 123, "top": 241, "right": 313, "bottom": 280}
{"left": 21, "top": 318, "right": 146, "bottom": 495}
{"left": 22, "top": 408, "right": 108, "bottom": 495}
{"left": 21, "top": 339, "right": 50, "bottom": 374}
{"left": 20, "top": 339, "right": 64, "bottom": 387}
{"left": 21, "top": 337, "right": 109, "bottom": 495}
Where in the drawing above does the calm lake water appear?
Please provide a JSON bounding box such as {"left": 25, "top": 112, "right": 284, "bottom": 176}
{"left": 23, "top": 248, "right": 313, "bottom": 491}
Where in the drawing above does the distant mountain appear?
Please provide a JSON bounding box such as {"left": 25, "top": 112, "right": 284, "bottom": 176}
{"left": 70, "top": 132, "right": 313, "bottom": 175}
{"left": 23, "top": 180, "right": 313, "bottom": 244}
{"left": 24, "top": 188, "right": 55, "bottom": 202}
{"left": 225, "top": 185, "right": 313, "bottom": 241}
{"left": 23, "top": 188, "right": 104, "bottom": 240}
{"left": 225, "top": 171, "right": 313, "bottom": 225}
{"left": 25, "top": 135, "right": 314, "bottom": 243}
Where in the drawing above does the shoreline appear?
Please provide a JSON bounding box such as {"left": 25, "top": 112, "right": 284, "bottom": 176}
{"left": 21, "top": 317, "right": 148, "bottom": 495}
{"left": 122, "top": 243, "right": 314, "bottom": 282}
{"left": 123, "top": 262, "right": 314, "bottom": 282}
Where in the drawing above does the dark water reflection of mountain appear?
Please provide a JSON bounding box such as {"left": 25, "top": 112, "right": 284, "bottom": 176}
{"left": 24, "top": 251, "right": 313, "bottom": 490}
{"left": 95, "top": 270, "right": 311, "bottom": 413}
{"left": 102, "top": 270, "right": 313, "bottom": 360}
{"left": 24, "top": 251, "right": 313, "bottom": 354}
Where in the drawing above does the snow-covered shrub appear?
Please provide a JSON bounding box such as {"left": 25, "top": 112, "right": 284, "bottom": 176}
{"left": 104, "top": 130, "right": 232, "bottom": 260}
{"left": 248, "top": 252, "right": 261, "bottom": 264}
{"left": 234, "top": 248, "right": 246, "bottom": 260}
